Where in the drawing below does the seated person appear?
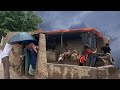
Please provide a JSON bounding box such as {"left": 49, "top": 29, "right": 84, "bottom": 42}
{"left": 101, "top": 43, "right": 115, "bottom": 65}
{"left": 101, "top": 43, "right": 111, "bottom": 54}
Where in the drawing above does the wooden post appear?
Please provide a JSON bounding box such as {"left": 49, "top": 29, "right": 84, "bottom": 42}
{"left": 19, "top": 44, "right": 24, "bottom": 76}
{"left": 61, "top": 33, "right": 63, "bottom": 48}
{"left": 34, "top": 33, "right": 48, "bottom": 79}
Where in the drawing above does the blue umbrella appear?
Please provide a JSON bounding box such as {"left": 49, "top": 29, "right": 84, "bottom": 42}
{"left": 17, "top": 40, "right": 36, "bottom": 44}
{"left": 8, "top": 32, "right": 36, "bottom": 44}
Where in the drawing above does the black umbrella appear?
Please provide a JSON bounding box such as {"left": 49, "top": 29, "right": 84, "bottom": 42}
{"left": 8, "top": 32, "right": 36, "bottom": 44}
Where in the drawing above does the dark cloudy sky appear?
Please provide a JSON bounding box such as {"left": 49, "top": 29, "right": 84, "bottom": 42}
{"left": 36, "top": 11, "right": 120, "bottom": 67}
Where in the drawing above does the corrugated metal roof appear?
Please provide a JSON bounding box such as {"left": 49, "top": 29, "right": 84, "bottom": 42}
{"left": 33, "top": 28, "right": 104, "bottom": 38}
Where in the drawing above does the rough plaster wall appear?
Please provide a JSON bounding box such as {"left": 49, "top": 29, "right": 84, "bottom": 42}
{"left": 97, "top": 65, "right": 119, "bottom": 79}
{"left": 47, "top": 63, "right": 120, "bottom": 79}
{"left": 47, "top": 51, "right": 56, "bottom": 62}
{"left": 55, "top": 38, "right": 84, "bottom": 54}
{"left": 9, "top": 44, "right": 23, "bottom": 75}
{"left": 47, "top": 63, "right": 97, "bottom": 79}
{"left": 66, "top": 39, "right": 84, "bottom": 53}
{"left": 47, "top": 38, "right": 84, "bottom": 62}
{"left": 35, "top": 34, "right": 48, "bottom": 79}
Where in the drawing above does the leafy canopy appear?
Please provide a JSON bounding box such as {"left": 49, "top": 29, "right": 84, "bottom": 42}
{"left": 0, "top": 11, "right": 42, "bottom": 37}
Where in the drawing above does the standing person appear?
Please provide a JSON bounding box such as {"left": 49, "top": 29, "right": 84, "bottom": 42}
{"left": 20, "top": 44, "right": 30, "bottom": 76}
{"left": 1, "top": 42, "right": 18, "bottom": 79}
{"left": 81, "top": 44, "right": 97, "bottom": 66}
{"left": 79, "top": 51, "right": 85, "bottom": 66}
{"left": 28, "top": 43, "right": 38, "bottom": 75}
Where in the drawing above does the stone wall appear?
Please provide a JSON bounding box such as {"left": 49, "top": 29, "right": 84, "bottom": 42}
{"left": 97, "top": 65, "right": 119, "bottom": 79}
{"left": 47, "top": 63, "right": 120, "bottom": 79}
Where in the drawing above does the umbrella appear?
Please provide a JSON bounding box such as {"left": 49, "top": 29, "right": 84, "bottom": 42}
{"left": 17, "top": 40, "right": 37, "bottom": 44}
{"left": 8, "top": 32, "right": 36, "bottom": 44}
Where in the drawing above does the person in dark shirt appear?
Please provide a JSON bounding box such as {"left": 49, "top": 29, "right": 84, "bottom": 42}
{"left": 101, "top": 43, "right": 111, "bottom": 54}
{"left": 101, "top": 43, "right": 115, "bottom": 65}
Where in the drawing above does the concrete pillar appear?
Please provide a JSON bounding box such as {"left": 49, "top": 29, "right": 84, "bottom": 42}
{"left": 35, "top": 33, "right": 48, "bottom": 79}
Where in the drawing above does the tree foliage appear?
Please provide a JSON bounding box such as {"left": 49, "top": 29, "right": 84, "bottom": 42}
{"left": 0, "top": 11, "right": 42, "bottom": 37}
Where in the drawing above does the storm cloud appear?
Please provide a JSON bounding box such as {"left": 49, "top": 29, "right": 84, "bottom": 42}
{"left": 37, "top": 11, "right": 120, "bottom": 68}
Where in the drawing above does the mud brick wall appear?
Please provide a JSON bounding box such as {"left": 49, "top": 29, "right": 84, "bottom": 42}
{"left": 47, "top": 64, "right": 120, "bottom": 79}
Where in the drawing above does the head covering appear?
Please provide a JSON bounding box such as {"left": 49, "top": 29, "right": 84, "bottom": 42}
{"left": 29, "top": 43, "right": 36, "bottom": 48}
{"left": 105, "top": 43, "right": 109, "bottom": 46}
{"left": 84, "top": 44, "right": 89, "bottom": 49}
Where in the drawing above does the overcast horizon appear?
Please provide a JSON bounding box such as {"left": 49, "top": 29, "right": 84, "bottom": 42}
{"left": 37, "top": 11, "right": 120, "bottom": 68}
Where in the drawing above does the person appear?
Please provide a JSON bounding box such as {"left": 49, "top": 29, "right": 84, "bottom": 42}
{"left": 101, "top": 43, "right": 111, "bottom": 54}
{"left": 101, "top": 43, "right": 115, "bottom": 65}
{"left": 79, "top": 51, "right": 85, "bottom": 66}
{"left": 0, "top": 42, "right": 18, "bottom": 79}
{"left": 28, "top": 43, "right": 38, "bottom": 75}
{"left": 80, "top": 44, "right": 97, "bottom": 66}
{"left": 20, "top": 44, "right": 30, "bottom": 75}
{"left": 28, "top": 43, "right": 38, "bottom": 53}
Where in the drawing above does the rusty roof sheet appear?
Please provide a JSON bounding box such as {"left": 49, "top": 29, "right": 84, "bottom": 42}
{"left": 33, "top": 28, "right": 104, "bottom": 38}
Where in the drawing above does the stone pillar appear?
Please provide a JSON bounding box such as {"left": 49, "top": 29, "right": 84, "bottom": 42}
{"left": 9, "top": 44, "right": 23, "bottom": 75}
{"left": 35, "top": 33, "right": 48, "bottom": 79}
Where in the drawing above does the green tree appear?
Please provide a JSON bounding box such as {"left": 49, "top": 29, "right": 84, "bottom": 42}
{"left": 0, "top": 11, "right": 42, "bottom": 37}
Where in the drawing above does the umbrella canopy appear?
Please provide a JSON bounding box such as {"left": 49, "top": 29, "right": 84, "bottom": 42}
{"left": 17, "top": 40, "right": 37, "bottom": 44}
{"left": 8, "top": 32, "right": 36, "bottom": 44}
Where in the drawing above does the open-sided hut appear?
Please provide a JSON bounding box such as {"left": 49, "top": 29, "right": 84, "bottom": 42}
{"left": 2, "top": 28, "right": 111, "bottom": 79}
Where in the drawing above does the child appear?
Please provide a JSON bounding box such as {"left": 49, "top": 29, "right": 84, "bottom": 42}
{"left": 79, "top": 51, "right": 85, "bottom": 66}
